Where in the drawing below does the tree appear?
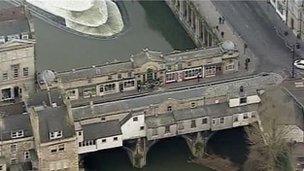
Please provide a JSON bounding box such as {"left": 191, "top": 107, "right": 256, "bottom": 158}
{"left": 244, "top": 88, "right": 295, "bottom": 171}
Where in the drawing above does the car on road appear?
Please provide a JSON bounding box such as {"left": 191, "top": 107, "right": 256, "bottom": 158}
{"left": 294, "top": 60, "right": 304, "bottom": 69}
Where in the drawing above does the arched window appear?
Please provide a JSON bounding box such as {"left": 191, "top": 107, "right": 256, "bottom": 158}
{"left": 146, "top": 68, "right": 155, "bottom": 81}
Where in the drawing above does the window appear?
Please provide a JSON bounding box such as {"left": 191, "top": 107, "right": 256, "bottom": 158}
{"left": 2, "top": 73, "right": 8, "bottom": 80}
{"left": 220, "top": 117, "right": 224, "bottom": 124}
{"left": 50, "top": 148, "right": 57, "bottom": 153}
{"left": 128, "top": 72, "right": 132, "bottom": 78}
{"left": 23, "top": 67, "right": 29, "bottom": 77}
{"left": 167, "top": 106, "right": 172, "bottom": 111}
{"left": 140, "top": 126, "right": 145, "bottom": 130}
{"left": 133, "top": 117, "right": 138, "bottom": 122}
{"left": 240, "top": 97, "right": 247, "bottom": 104}
{"left": 202, "top": 118, "right": 208, "bottom": 124}
{"left": 251, "top": 113, "right": 256, "bottom": 118}
{"left": 108, "top": 75, "right": 112, "bottom": 80}
{"left": 0, "top": 165, "right": 3, "bottom": 171}
{"left": 11, "top": 144, "right": 17, "bottom": 153}
{"left": 234, "top": 116, "right": 239, "bottom": 122}
{"left": 104, "top": 84, "right": 115, "bottom": 92}
{"left": 101, "top": 117, "right": 106, "bottom": 121}
{"left": 118, "top": 74, "right": 122, "bottom": 79}
{"left": 83, "top": 87, "right": 96, "bottom": 98}
{"left": 184, "top": 68, "right": 202, "bottom": 78}
{"left": 67, "top": 89, "right": 77, "bottom": 99}
{"left": 102, "top": 139, "right": 106, "bottom": 143}
{"left": 99, "top": 86, "right": 104, "bottom": 93}
{"left": 165, "top": 125, "right": 170, "bottom": 133}
{"left": 11, "top": 130, "right": 24, "bottom": 138}
{"left": 49, "top": 130, "right": 63, "bottom": 140}
{"left": 24, "top": 151, "right": 30, "bottom": 160}
{"left": 191, "top": 102, "right": 196, "bottom": 108}
{"left": 58, "top": 144, "right": 65, "bottom": 151}
{"left": 11, "top": 64, "right": 19, "bottom": 78}
{"left": 1, "top": 88, "right": 11, "bottom": 100}
{"left": 113, "top": 137, "right": 118, "bottom": 141}
{"left": 191, "top": 120, "right": 196, "bottom": 128}
{"left": 166, "top": 73, "right": 175, "bottom": 82}
{"left": 187, "top": 62, "right": 192, "bottom": 66}
{"left": 225, "top": 63, "right": 235, "bottom": 71}
{"left": 243, "top": 114, "right": 249, "bottom": 119}
{"left": 124, "top": 80, "right": 135, "bottom": 88}
{"left": 166, "top": 65, "right": 172, "bottom": 71}
{"left": 78, "top": 131, "right": 82, "bottom": 136}
{"left": 212, "top": 119, "right": 216, "bottom": 125}
{"left": 205, "top": 66, "right": 216, "bottom": 76}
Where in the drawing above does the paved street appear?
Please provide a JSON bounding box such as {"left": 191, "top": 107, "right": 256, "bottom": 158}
{"left": 213, "top": 0, "right": 296, "bottom": 73}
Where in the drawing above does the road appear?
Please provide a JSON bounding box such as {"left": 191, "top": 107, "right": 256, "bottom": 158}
{"left": 213, "top": 0, "right": 298, "bottom": 74}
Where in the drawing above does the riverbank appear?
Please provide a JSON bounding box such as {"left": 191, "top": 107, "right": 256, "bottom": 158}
{"left": 191, "top": 154, "right": 239, "bottom": 171}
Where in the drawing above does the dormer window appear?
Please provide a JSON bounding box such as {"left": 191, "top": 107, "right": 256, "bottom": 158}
{"left": 11, "top": 130, "right": 24, "bottom": 139}
{"left": 49, "top": 131, "right": 63, "bottom": 140}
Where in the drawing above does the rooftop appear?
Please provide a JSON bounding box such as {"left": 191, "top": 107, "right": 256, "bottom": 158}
{"left": 146, "top": 102, "right": 258, "bottom": 128}
{"left": 37, "top": 106, "right": 75, "bottom": 143}
{"left": 82, "top": 120, "right": 121, "bottom": 140}
{"left": 72, "top": 73, "right": 282, "bottom": 121}
{"left": 0, "top": 6, "right": 29, "bottom": 37}
{"left": 1, "top": 113, "right": 33, "bottom": 141}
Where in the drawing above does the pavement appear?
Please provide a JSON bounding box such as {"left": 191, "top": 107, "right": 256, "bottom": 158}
{"left": 193, "top": 0, "right": 256, "bottom": 74}
{"left": 212, "top": 0, "right": 298, "bottom": 74}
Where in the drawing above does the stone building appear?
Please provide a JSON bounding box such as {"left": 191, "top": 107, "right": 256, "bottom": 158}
{"left": 165, "top": 0, "right": 219, "bottom": 47}
{"left": 270, "top": 0, "right": 304, "bottom": 39}
{"left": 0, "top": 39, "right": 35, "bottom": 102}
{"left": 270, "top": 0, "right": 288, "bottom": 21}
{"left": 286, "top": 0, "right": 304, "bottom": 38}
{"left": 0, "top": 102, "right": 35, "bottom": 171}
{"left": 38, "top": 41, "right": 239, "bottom": 101}
{"left": 29, "top": 103, "right": 79, "bottom": 171}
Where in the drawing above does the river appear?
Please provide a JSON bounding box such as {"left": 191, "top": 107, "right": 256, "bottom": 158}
{"left": 33, "top": 1, "right": 248, "bottom": 170}
{"left": 34, "top": 1, "right": 195, "bottom": 72}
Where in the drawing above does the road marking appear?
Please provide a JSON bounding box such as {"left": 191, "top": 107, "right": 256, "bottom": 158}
{"left": 295, "top": 82, "right": 304, "bottom": 87}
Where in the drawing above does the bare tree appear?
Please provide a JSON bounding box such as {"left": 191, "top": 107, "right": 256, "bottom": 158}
{"left": 244, "top": 88, "right": 295, "bottom": 171}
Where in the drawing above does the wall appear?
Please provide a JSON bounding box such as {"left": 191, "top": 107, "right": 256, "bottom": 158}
{"left": 0, "top": 137, "right": 34, "bottom": 165}
{"left": 37, "top": 138, "right": 79, "bottom": 171}
{"left": 0, "top": 44, "right": 35, "bottom": 101}
{"left": 121, "top": 114, "right": 146, "bottom": 140}
{"left": 96, "top": 135, "right": 123, "bottom": 150}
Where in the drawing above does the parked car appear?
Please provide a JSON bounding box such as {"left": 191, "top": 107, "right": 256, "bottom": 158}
{"left": 294, "top": 59, "right": 304, "bottom": 69}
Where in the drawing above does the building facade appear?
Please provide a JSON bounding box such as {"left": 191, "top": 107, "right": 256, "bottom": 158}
{"left": 286, "top": 0, "right": 304, "bottom": 38}
{"left": 0, "top": 102, "right": 35, "bottom": 171}
{"left": 270, "top": 0, "right": 288, "bottom": 21}
{"left": 165, "top": 0, "right": 219, "bottom": 47}
{"left": 29, "top": 105, "right": 79, "bottom": 171}
{"left": 0, "top": 40, "right": 35, "bottom": 102}
{"left": 38, "top": 42, "right": 239, "bottom": 101}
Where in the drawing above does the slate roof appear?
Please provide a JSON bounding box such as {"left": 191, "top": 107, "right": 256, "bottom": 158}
{"left": 0, "top": 102, "right": 27, "bottom": 115}
{"left": 0, "top": 6, "right": 29, "bottom": 37}
{"left": 146, "top": 102, "right": 258, "bottom": 128}
{"left": 1, "top": 113, "right": 33, "bottom": 141}
{"left": 57, "top": 61, "right": 133, "bottom": 83}
{"left": 27, "top": 89, "right": 64, "bottom": 107}
{"left": 82, "top": 120, "right": 121, "bottom": 140}
{"left": 37, "top": 106, "right": 74, "bottom": 143}
{"left": 72, "top": 73, "right": 282, "bottom": 120}
{"left": 54, "top": 46, "right": 236, "bottom": 84}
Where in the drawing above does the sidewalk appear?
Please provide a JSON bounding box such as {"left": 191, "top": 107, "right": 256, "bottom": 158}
{"left": 193, "top": 0, "right": 257, "bottom": 74}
